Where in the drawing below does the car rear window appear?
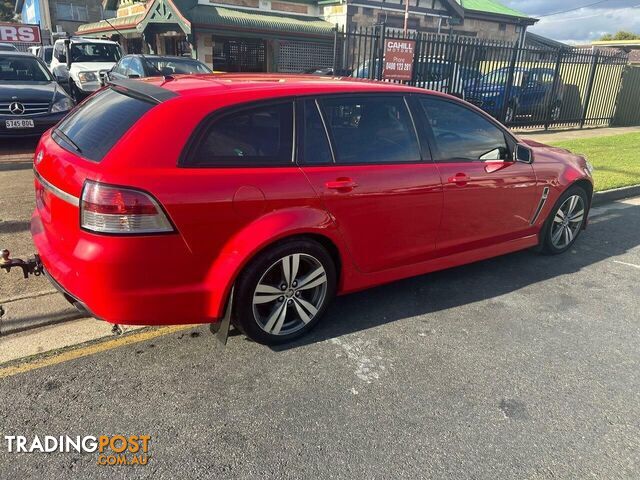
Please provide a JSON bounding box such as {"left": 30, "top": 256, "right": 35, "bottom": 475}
{"left": 53, "top": 88, "right": 154, "bottom": 162}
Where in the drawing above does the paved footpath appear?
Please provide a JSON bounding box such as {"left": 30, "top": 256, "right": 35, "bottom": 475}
{"left": 516, "top": 125, "right": 640, "bottom": 144}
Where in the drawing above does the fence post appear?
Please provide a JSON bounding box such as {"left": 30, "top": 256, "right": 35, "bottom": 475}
{"left": 376, "top": 23, "right": 386, "bottom": 81}
{"left": 544, "top": 48, "right": 564, "bottom": 130}
{"left": 500, "top": 43, "right": 520, "bottom": 124}
{"left": 580, "top": 51, "right": 599, "bottom": 128}
{"left": 332, "top": 25, "right": 338, "bottom": 74}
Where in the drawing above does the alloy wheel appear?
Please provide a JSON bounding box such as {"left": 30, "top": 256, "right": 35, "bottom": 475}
{"left": 252, "top": 253, "right": 328, "bottom": 336}
{"left": 550, "top": 194, "right": 585, "bottom": 250}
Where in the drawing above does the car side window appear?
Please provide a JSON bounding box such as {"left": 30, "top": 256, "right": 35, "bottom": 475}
{"left": 114, "top": 58, "right": 129, "bottom": 75}
{"left": 301, "top": 99, "right": 333, "bottom": 165}
{"left": 317, "top": 96, "right": 420, "bottom": 164}
{"left": 128, "top": 58, "right": 144, "bottom": 77}
{"left": 187, "top": 101, "right": 293, "bottom": 167}
{"left": 420, "top": 97, "right": 510, "bottom": 162}
{"left": 53, "top": 43, "right": 66, "bottom": 62}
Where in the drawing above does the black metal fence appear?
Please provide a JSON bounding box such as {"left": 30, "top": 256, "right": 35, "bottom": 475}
{"left": 330, "top": 25, "right": 629, "bottom": 129}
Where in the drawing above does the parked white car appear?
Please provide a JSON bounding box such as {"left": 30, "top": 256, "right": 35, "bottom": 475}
{"left": 50, "top": 37, "right": 122, "bottom": 101}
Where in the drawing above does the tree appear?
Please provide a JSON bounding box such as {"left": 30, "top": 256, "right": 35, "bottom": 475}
{"left": 600, "top": 31, "right": 640, "bottom": 41}
{"left": 0, "top": 1, "right": 15, "bottom": 22}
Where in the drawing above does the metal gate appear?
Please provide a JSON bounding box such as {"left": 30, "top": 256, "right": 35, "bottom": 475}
{"left": 335, "top": 24, "right": 629, "bottom": 129}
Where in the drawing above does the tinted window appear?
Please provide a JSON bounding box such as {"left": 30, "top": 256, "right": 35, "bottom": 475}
{"left": 301, "top": 100, "right": 332, "bottom": 165}
{"left": 70, "top": 43, "right": 121, "bottom": 63}
{"left": 188, "top": 102, "right": 293, "bottom": 166}
{"left": 420, "top": 97, "right": 509, "bottom": 162}
{"left": 318, "top": 96, "right": 420, "bottom": 164}
{"left": 149, "top": 58, "right": 211, "bottom": 75}
{"left": 54, "top": 88, "right": 154, "bottom": 162}
{"left": 0, "top": 56, "right": 51, "bottom": 82}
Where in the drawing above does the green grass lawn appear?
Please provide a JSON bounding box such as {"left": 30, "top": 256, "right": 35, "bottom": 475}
{"left": 551, "top": 132, "right": 640, "bottom": 192}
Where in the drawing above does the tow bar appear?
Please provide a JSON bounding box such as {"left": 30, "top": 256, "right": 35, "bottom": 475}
{"left": 0, "top": 249, "right": 44, "bottom": 321}
{"left": 0, "top": 249, "right": 43, "bottom": 279}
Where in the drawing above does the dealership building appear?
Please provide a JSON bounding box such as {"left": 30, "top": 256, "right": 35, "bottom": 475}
{"left": 75, "top": 0, "right": 535, "bottom": 72}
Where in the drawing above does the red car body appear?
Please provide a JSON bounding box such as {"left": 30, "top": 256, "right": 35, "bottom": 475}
{"left": 30, "top": 74, "right": 593, "bottom": 329}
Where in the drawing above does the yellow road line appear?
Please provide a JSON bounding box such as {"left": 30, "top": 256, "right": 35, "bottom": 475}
{"left": 0, "top": 325, "right": 195, "bottom": 379}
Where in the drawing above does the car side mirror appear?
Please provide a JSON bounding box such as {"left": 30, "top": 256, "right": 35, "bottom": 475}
{"left": 515, "top": 144, "right": 533, "bottom": 164}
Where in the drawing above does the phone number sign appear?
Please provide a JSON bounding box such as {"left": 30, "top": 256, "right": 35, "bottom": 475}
{"left": 383, "top": 39, "right": 416, "bottom": 81}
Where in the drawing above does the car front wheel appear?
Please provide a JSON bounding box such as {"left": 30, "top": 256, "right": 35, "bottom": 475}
{"left": 234, "top": 239, "right": 336, "bottom": 345}
{"left": 542, "top": 186, "right": 588, "bottom": 254}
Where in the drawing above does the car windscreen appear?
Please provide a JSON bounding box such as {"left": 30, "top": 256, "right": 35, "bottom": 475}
{"left": 70, "top": 43, "right": 121, "bottom": 63}
{"left": 149, "top": 58, "right": 212, "bottom": 75}
{"left": 53, "top": 88, "right": 154, "bottom": 162}
{"left": 480, "top": 68, "right": 525, "bottom": 87}
{"left": 0, "top": 55, "right": 52, "bottom": 82}
{"left": 416, "top": 62, "right": 451, "bottom": 82}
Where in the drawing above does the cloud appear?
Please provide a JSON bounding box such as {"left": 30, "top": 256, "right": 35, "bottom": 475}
{"left": 502, "top": 0, "right": 640, "bottom": 43}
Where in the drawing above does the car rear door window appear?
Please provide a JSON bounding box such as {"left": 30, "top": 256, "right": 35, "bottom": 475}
{"left": 300, "top": 99, "right": 333, "bottom": 165}
{"left": 187, "top": 101, "right": 293, "bottom": 167}
{"left": 317, "top": 96, "right": 420, "bottom": 164}
{"left": 54, "top": 87, "right": 154, "bottom": 162}
{"left": 419, "top": 97, "right": 510, "bottom": 162}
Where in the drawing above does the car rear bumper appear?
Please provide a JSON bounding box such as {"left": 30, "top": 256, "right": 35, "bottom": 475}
{"left": 0, "top": 113, "right": 67, "bottom": 138}
{"left": 31, "top": 210, "right": 223, "bottom": 326}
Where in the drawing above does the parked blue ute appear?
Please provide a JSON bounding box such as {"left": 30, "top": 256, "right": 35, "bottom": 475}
{"left": 464, "top": 67, "right": 564, "bottom": 123}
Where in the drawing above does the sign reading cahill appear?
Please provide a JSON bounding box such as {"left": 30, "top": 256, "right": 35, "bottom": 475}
{"left": 383, "top": 39, "right": 416, "bottom": 81}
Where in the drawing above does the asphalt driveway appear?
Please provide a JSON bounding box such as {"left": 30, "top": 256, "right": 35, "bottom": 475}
{"left": 0, "top": 196, "right": 638, "bottom": 479}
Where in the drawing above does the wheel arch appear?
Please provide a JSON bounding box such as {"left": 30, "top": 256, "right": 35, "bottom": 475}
{"left": 203, "top": 208, "right": 349, "bottom": 319}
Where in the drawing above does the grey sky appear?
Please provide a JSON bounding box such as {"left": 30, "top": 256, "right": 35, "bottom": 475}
{"left": 503, "top": 0, "right": 640, "bottom": 43}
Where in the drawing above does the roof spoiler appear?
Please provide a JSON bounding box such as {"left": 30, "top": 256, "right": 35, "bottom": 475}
{"left": 109, "top": 79, "right": 178, "bottom": 104}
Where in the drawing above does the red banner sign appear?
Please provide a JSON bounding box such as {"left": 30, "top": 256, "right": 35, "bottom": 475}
{"left": 0, "top": 23, "right": 42, "bottom": 44}
{"left": 382, "top": 39, "right": 416, "bottom": 81}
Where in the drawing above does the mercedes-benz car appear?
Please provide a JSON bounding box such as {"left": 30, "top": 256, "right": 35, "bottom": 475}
{"left": 0, "top": 51, "right": 74, "bottom": 137}
{"left": 28, "top": 75, "right": 593, "bottom": 345}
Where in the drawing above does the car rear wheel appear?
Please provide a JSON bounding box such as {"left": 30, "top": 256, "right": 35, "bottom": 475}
{"left": 234, "top": 239, "right": 336, "bottom": 345}
{"left": 542, "top": 186, "right": 588, "bottom": 254}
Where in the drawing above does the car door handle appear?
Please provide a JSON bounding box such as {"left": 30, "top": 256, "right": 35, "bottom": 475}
{"left": 448, "top": 173, "right": 470, "bottom": 185}
{"left": 325, "top": 178, "right": 358, "bottom": 192}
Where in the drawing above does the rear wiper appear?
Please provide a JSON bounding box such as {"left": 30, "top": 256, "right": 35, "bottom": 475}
{"left": 54, "top": 129, "right": 82, "bottom": 153}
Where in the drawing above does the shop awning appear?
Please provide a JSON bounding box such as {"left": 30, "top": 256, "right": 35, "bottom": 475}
{"left": 187, "top": 5, "right": 335, "bottom": 37}
{"left": 77, "top": 13, "right": 144, "bottom": 36}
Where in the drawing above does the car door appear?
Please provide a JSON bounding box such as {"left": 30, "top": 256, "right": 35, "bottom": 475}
{"left": 298, "top": 95, "right": 443, "bottom": 274}
{"left": 519, "top": 70, "right": 548, "bottom": 116}
{"left": 417, "top": 96, "right": 538, "bottom": 253}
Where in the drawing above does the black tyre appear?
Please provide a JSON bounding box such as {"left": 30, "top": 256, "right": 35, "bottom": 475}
{"left": 69, "top": 81, "right": 82, "bottom": 103}
{"left": 234, "top": 239, "right": 336, "bottom": 345}
{"left": 542, "top": 185, "right": 588, "bottom": 254}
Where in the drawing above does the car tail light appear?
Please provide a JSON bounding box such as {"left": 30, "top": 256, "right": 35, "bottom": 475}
{"left": 81, "top": 180, "right": 174, "bottom": 234}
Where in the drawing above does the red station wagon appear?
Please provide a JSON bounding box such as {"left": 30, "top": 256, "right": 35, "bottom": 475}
{"left": 27, "top": 74, "right": 593, "bottom": 344}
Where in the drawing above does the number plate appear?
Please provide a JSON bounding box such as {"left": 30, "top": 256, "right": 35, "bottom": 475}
{"left": 6, "top": 119, "right": 35, "bottom": 129}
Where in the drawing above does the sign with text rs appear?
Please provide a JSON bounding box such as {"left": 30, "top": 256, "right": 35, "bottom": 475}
{"left": 0, "top": 23, "right": 42, "bottom": 44}
{"left": 383, "top": 39, "right": 415, "bottom": 81}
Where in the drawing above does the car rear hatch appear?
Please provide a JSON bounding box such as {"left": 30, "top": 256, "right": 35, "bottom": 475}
{"left": 32, "top": 81, "right": 176, "bottom": 268}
